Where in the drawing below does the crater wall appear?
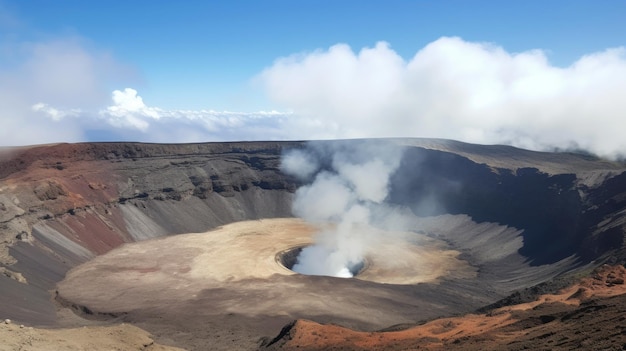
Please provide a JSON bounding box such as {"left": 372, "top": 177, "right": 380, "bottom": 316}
{"left": 0, "top": 139, "right": 625, "bottom": 332}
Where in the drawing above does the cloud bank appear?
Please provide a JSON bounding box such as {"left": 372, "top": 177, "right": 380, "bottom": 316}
{"left": 30, "top": 88, "right": 292, "bottom": 143}
{"left": 0, "top": 33, "right": 289, "bottom": 145}
{"left": 5, "top": 35, "right": 626, "bottom": 159}
{"left": 260, "top": 37, "right": 626, "bottom": 159}
{"left": 0, "top": 37, "right": 120, "bottom": 145}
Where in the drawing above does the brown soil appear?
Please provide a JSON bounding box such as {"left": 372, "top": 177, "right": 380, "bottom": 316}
{"left": 55, "top": 218, "right": 477, "bottom": 350}
{"left": 0, "top": 321, "right": 184, "bottom": 351}
{"left": 2, "top": 265, "right": 624, "bottom": 350}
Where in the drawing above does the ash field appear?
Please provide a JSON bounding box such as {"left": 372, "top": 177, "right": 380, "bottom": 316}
{"left": 1, "top": 138, "right": 626, "bottom": 350}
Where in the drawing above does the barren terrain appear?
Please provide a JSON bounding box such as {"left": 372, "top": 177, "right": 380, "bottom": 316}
{"left": 0, "top": 139, "right": 625, "bottom": 350}
{"left": 267, "top": 264, "right": 626, "bottom": 350}
{"left": 0, "top": 321, "right": 184, "bottom": 351}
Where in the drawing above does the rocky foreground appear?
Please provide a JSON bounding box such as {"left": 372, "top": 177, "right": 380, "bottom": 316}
{"left": 0, "top": 320, "right": 184, "bottom": 351}
{"left": 266, "top": 264, "right": 626, "bottom": 350}
{"left": 1, "top": 265, "right": 624, "bottom": 350}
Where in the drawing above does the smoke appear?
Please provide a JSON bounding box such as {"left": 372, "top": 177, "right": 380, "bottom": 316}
{"left": 281, "top": 141, "right": 404, "bottom": 277}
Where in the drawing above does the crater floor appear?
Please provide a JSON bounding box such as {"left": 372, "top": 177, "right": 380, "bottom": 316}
{"left": 58, "top": 218, "right": 472, "bottom": 321}
{"left": 57, "top": 217, "right": 585, "bottom": 350}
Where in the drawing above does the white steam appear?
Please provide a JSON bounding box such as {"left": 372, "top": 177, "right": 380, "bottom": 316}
{"left": 283, "top": 142, "right": 403, "bottom": 278}
{"left": 280, "top": 149, "right": 319, "bottom": 181}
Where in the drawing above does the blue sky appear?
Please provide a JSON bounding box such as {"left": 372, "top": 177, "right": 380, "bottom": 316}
{"left": 1, "top": 1, "right": 626, "bottom": 157}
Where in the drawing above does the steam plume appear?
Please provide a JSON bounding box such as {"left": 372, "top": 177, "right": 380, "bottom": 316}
{"left": 281, "top": 141, "right": 403, "bottom": 277}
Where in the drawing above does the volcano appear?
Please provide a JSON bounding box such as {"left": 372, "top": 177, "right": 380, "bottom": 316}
{"left": 0, "top": 139, "right": 625, "bottom": 350}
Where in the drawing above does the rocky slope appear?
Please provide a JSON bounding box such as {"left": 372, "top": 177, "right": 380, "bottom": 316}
{"left": 0, "top": 139, "right": 625, "bottom": 350}
{"left": 265, "top": 264, "right": 626, "bottom": 350}
{"left": 0, "top": 320, "right": 185, "bottom": 351}
{"left": 0, "top": 142, "right": 299, "bottom": 325}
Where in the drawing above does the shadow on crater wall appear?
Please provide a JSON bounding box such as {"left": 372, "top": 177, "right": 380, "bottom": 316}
{"left": 389, "top": 147, "right": 626, "bottom": 265}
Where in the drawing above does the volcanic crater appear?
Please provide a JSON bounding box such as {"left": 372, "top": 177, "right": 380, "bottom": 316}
{"left": 276, "top": 245, "right": 369, "bottom": 277}
{"left": 1, "top": 139, "right": 625, "bottom": 350}
{"left": 282, "top": 245, "right": 369, "bottom": 278}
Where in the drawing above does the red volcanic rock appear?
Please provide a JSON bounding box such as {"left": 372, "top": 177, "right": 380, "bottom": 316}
{"left": 267, "top": 265, "right": 626, "bottom": 351}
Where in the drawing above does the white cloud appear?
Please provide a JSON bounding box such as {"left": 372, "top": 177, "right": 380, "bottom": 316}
{"left": 16, "top": 38, "right": 123, "bottom": 108}
{"left": 0, "top": 36, "right": 132, "bottom": 145}
{"left": 101, "top": 88, "right": 158, "bottom": 131}
{"left": 0, "top": 8, "right": 292, "bottom": 146}
{"left": 259, "top": 37, "right": 626, "bottom": 159}
{"left": 9, "top": 35, "right": 626, "bottom": 158}
{"left": 31, "top": 103, "right": 80, "bottom": 121}
{"left": 0, "top": 34, "right": 289, "bottom": 145}
{"left": 91, "top": 88, "right": 291, "bottom": 141}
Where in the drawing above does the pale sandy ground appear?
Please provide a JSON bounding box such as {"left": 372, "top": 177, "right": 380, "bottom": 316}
{"left": 0, "top": 322, "right": 184, "bottom": 351}
{"left": 61, "top": 218, "right": 472, "bottom": 287}
{"left": 2, "top": 218, "right": 622, "bottom": 350}
{"left": 57, "top": 218, "right": 474, "bottom": 316}
{"left": 48, "top": 218, "right": 476, "bottom": 350}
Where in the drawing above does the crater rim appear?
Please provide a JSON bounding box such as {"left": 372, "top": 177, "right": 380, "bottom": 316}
{"left": 275, "top": 245, "right": 368, "bottom": 278}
